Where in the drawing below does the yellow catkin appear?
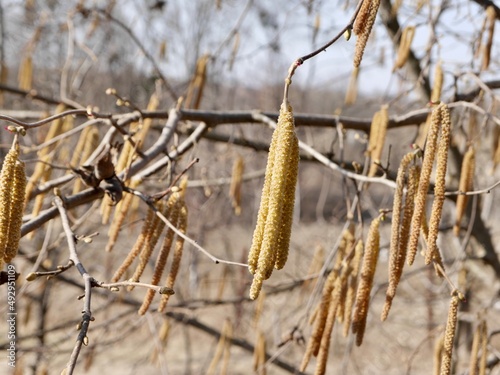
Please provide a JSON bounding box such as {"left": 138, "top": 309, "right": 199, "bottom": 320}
{"left": 407, "top": 103, "right": 444, "bottom": 265}
{"left": 158, "top": 203, "right": 188, "bottom": 312}
{"left": 343, "top": 239, "right": 364, "bottom": 337}
{"left": 229, "top": 155, "right": 244, "bottom": 215}
{"left": 344, "top": 67, "right": 359, "bottom": 105}
{"left": 353, "top": 0, "right": 381, "bottom": 68}
{"left": 4, "top": 159, "right": 27, "bottom": 263}
{"left": 482, "top": 6, "right": 496, "bottom": 71}
{"left": 249, "top": 103, "right": 299, "bottom": 300}
{"left": 72, "top": 127, "right": 99, "bottom": 194}
{"left": 300, "top": 270, "right": 336, "bottom": 372}
{"left": 220, "top": 321, "right": 232, "bottom": 375}
{"left": 302, "top": 244, "right": 325, "bottom": 291}
{"left": 0, "top": 146, "right": 20, "bottom": 262}
{"left": 253, "top": 290, "right": 266, "bottom": 327}
{"left": 138, "top": 195, "right": 180, "bottom": 315}
{"left": 431, "top": 61, "right": 444, "bottom": 103}
{"left": 479, "top": 321, "right": 488, "bottom": 375}
{"left": 440, "top": 292, "right": 461, "bottom": 375}
{"left": 18, "top": 54, "right": 33, "bottom": 91}
{"left": 315, "top": 263, "right": 352, "bottom": 375}
{"left": 382, "top": 152, "right": 415, "bottom": 321}
{"left": 425, "top": 105, "right": 451, "bottom": 265}
{"left": 453, "top": 146, "right": 475, "bottom": 236}
{"left": 393, "top": 26, "right": 416, "bottom": 71}
{"left": 253, "top": 331, "right": 266, "bottom": 374}
{"left": 185, "top": 54, "right": 209, "bottom": 109}
{"left": 368, "top": 105, "right": 389, "bottom": 177}
{"left": 353, "top": 0, "right": 373, "bottom": 36}
{"left": 207, "top": 319, "right": 232, "bottom": 375}
{"left": 130, "top": 201, "right": 167, "bottom": 286}
{"left": 111, "top": 207, "right": 156, "bottom": 282}
{"left": 469, "top": 321, "right": 483, "bottom": 375}
{"left": 352, "top": 216, "right": 381, "bottom": 346}
{"left": 434, "top": 335, "right": 445, "bottom": 375}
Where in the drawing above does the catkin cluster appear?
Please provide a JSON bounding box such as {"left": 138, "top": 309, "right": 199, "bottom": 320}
{"left": 0, "top": 143, "right": 27, "bottom": 267}
{"left": 407, "top": 103, "right": 451, "bottom": 267}
{"left": 248, "top": 102, "right": 299, "bottom": 300}
{"left": 300, "top": 227, "right": 364, "bottom": 375}
{"left": 382, "top": 152, "right": 420, "bottom": 321}
{"left": 111, "top": 178, "right": 188, "bottom": 314}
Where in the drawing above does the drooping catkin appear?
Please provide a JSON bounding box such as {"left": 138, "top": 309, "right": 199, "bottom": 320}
{"left": 0, "top": 145, "right": 24, "bottom": 263}
{"left": 352, "top": 216, "right": 381, "bottom": 346}
{"left": 72, "top": 127, "right": 99, "bottom": 194}
{"left": 479, "top": 320, "right": 488, "bottom": 375}
{"left": 344, "top": 67, "right": 359, "bottom": 105}
{"left": 393, "top": 26, "right": 416, "bottom": 71}
{"left": 482, "top": 6, "right": 496, "bottom": 71}
{"left": 353, "top": 0, "right": 381, "bottom": 68}
{"left": 207, "top": 319, "right": 232, "bottom": 375}
{"left": 129, "top": 200, "right": 167, "bottom": 286}
{"left": 253, "top": 331, "right": 266, "bottom": 375}
{"left": 138, "top": 194, "right": 180, "bottom": 315}
{"left": 407, "top": 103, "right": 445, "bottom": 265}
{"left": 469, "top": 320, "right": 487, "bottom": 375}
{"left": 111, "top": 207, "right": 157, "bottom": 282}
{"left": 158, "top": 203, "right": 188, "bottom": 312}
{"left": 440, "top": 292, "right": 461, "bottom": 375}
{"left": 453, "top": 146, "right": 475, "bottom": 236}
{"left": 433, "top": 335, "right": 445, "bottom": 375}
{"left": 18, "top": 54, "right": 33, "bottom": 91}
{"left": 431, "top": 61, "right": 444, "bottom": 103}
{"left": 368, "top": 105, "right": 389, "bottom": 177}
{"left": 229, "top": 155, "right": 244, "bottom": 215}
{"left": 425, "top": 105, "right": 451, "bottom": 265}
{"left": 343, "top": 239, "right": 364, "bottom": 337}
{"left": 248, "top": 103, "right": 299, "bottom": 300}
{"left": 382, "top": 152, "right": 415, "bottom": 321}
{"left": 4, "top": 158, "right": 27, "bottom": 263}
{"left": 300, "top": 270, "right": 336, "bottom": 372}
{"left": 185, "top": 54, "right": 209, "bottom": 109}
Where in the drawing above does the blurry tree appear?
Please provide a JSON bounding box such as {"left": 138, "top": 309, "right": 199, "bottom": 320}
{"left": 0, "top": 0, "right": 499, "bottom": 374}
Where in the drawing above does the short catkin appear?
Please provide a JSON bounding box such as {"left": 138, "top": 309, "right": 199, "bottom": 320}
{"left": 367, "top": 105, "right": 389, "bottom": 177}
{"left": 248, "top": 102, "right": 299, "bottom": 300}
{"left": 352, "top": 216, "right": 381, "bottom": 346}
{"left": 229, "top": 155, "right": 244, "bottom": 215}
{"left": 431, "top": 61, "right": 444, "bottom": 103}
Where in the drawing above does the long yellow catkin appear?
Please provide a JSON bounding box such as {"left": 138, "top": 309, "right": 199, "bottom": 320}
{"left": 249, "top": 103, "right": 299, "bottom": 300}
{"left": 352, "top": 216, "right": 381, "bottom": 346}
{"left": 138, "top": 195, "right": 180, "bottom": 315}
{"left": 72, "top": 127, "right": 99, "bottom": 194}
{"left": 229, "top": 155, "right": 244, "bottom": 215}
{"left": 4, "top": 158, "right": 27, "bottom": 263}
{"left": 300, "top": 270, "right": 336, "bottom": 372}
{"left": 111, "top": 207, "right": 156, "bottom": 282}
{"left": 434, "top": 335, "right": 445, "bottom": 375}
{"left": 425, "top": 105, "right": 451, "bottom": 265}
{"left": 440, "top": 292, "right": 461, "bottom": 375}
{"left": 482, "top": 6, "right": 496, "bottom": 71}
{"left": 382, "top": 152, "right": 415, "bottom": 321}
{"left": 353, "top": 0, "right": 381, "bottom": 68}
{"left": 343, "top": 239, "right": 364, "bottom": 337}
{"left": 469, "top": 321, "right": 482, "bottom": 375}
{"left": 393, "top": 26, "right": 416, "bottom": 71}
{"left": 207, "top": 319, "right": 232, "bottom": 375}
{"left": 453, "top": 146, "right": 475, "bottom": 236}
{"left": 479, "top": 320, "right": 488, "bottom": 375}
{"left": 344, "top": 67, "right": 359, "bottom": 105}
{"left": 158, "top": 203, "right": 188, "bottom": 312}
{"left": 407, "top": 103, "right": 445, "bottom": 265}
{"left": 0, "top": 145, "right": 20, "bottom": 262}
{"left": 18, "top": 54, "right": 33, "bottom": 91}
